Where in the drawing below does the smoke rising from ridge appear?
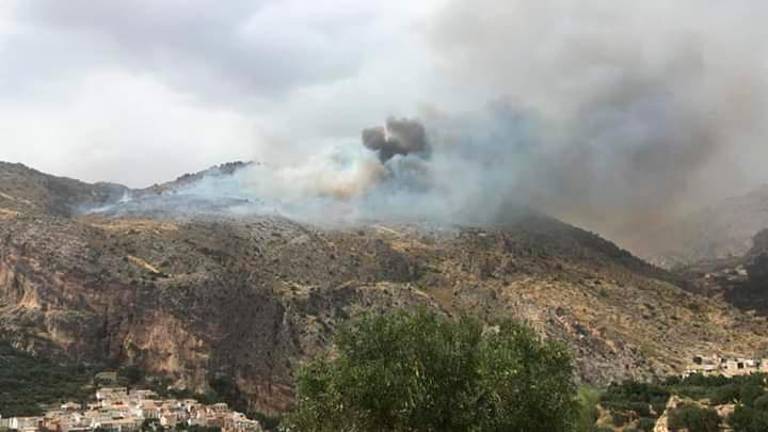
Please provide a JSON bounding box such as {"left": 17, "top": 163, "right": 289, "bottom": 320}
{"left": 362, "top": 117, "right": 431, "bottom": 163}
{"left": 82, "top": 0, "right": 768, "bottom": 255}
{"left": 424, "top": 0, "right": 768, "bottom": 246}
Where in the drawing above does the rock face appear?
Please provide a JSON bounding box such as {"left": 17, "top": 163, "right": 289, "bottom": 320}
{"left": 746, "top": 229, "right": 768, "bottom": 286}
{"left": 3, "top": 161, "right": 768, "bottom": 414}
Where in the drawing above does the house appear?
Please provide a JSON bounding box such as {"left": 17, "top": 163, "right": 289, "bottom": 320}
{"left": 686, "top": 354, "right": 768, "bottom": 377}
{"left": 7, "top": 416, "right": 44, "bottom": 432}
{"left": 61, "top": 402, "right": 82, "bottom": 412}
{"left": 94, "top": 372, "right": 119, "bottom": 385}
{"left": 2, "top": 386, "right": 262, "bottom": 432}
{"left": 96, "top": 387, "right": 129, "bottom": 405}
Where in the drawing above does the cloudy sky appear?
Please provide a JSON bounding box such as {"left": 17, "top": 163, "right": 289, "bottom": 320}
{"left": 0, "top": 0, "right": 449, "bottom": 186}
{"left": 2, "top": 0, "right": 768, "bottom": 237}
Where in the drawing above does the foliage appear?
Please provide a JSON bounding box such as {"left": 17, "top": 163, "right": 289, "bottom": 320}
{"left": 284, "top": 309, "right": 578, "bottom": 432}
{"left": 0, "top": 341, "right": 92, "bottom": 416}
{"left": 575, "top": 386, "right": 602, "bottom": 432}
{"left": 637, "top": 417, "right": 656, "bottom": 432}
{"left": 667, "top": 403, "right": 720, "bottom": 432}
{"left": 119, "top": 365, "right": 146, "bottom": 386}
{"left": 729, "top": 404, "right": 768, "bottom": 432}
{"left": 600, "top": 380, "right": 670, "bottom": 420}
{"left": 670, "top": 373, "right": 768, "bottom": 403}
{"left": 600, "top": 373, "right": 768, "bottom": 432}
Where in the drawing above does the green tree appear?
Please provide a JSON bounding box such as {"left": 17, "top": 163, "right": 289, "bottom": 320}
{"left": 285, "top": 309, "right": 578, "bottom": 431}
{"left": 730, "top": 404, "right": 768, "bottom": 432}
{"left": 668, "top": 403, "right": 720, "bottom": 432}
{"left": 575, "top": 386, "right": 602, "bottom": 432}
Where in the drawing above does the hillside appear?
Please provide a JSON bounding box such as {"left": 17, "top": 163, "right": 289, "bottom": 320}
{"left": 677, "top": 228, "right": 768, "bottom": 320}
{"left": 0, "top": 161, "right": 127, "bottom": 217}
{"left": 633, "top": 185, "right": 768, "bottom": 268}
{"left": 2, "top": 161, "right": 768, "bottom": 414}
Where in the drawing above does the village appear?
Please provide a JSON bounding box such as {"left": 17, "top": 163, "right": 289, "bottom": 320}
{"left": 0, "top": 386, "right": 263, "bottom": 432}
{"left": 685, "top": 354, "right": 768, "bottom": 378}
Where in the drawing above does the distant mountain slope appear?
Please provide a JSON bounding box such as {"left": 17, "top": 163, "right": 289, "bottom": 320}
{"left": 675, "top": 228, "right": 768, "bottom": 320}
{"left": 635, "top": 185, "right": 768, "bottom": 267}
{"left": 0, "top": 161, "right": 259, "bottom": 219}
{"left": 2, "top": 161, "right": 768, "bottom": 414}
{"left": 0, "top": 162, "right": 127, "bottom": 216}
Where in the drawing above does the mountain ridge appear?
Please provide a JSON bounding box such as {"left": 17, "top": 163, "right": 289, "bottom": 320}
{"left": 2, "top": 160, "right": 768, "bottom": 414}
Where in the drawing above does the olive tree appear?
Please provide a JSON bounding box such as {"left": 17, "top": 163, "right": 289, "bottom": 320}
{"left": 285, "top": 309, "right": 578, "bottom": 431}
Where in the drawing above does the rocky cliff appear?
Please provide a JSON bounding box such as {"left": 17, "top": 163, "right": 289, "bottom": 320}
{"left": 2, "top": 161, "right": 768, "bottom": 414}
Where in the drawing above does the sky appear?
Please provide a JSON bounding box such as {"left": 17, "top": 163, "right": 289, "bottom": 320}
{"left": 2, "top": 0, "right": 768, "bottom": 242}
{"left": 0, "top": 0, "right": 445, "bottom": 187}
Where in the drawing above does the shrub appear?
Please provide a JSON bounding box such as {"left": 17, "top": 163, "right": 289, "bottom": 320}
{"left": 638, "top": 417, "right": 657, "bottom": 432}
{"left": 752, "top": 393, "right": 768, "bottom": 411}
{"left": 575, "top": 386, "right": 602, "bottom": 432}
{"left": 668, "top": 403, "right": 720, "bottom": 432}
{"left": 710, "top": 383, "right": 741, "bottom": 405}
{"left": 285, "top": 309, "right": 578, "bottom": 432}
{"left": 0, "top": 341, "right": 92, "bottom": 416}
{"left": 740, "top": 384, "right": 766, "bottom": 407}
{"left": 729, "top": 404, "right": 768, "bottom": 432}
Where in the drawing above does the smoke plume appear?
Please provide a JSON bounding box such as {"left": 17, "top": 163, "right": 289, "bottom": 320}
{"left": 362, "top": 117, "right": 431, "bottom": 163}
{"left": 88, "top": 0, "right": 768, "bottom": 255}
{"left": 424, "top": 0, "right": 768, "bottom": 247}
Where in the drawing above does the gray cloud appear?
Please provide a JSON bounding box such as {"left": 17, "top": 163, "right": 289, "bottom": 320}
{"left": 0, "top": 0, "right": 434, "bottom": 187}
{"left": 5, "top": 0, "right": 768, "bottom": 255}
{"left": 8, "top": 0, "right": 378, "bottom": 102}
{"left": 427, "top": 0, "right": 768, "bottom": 243}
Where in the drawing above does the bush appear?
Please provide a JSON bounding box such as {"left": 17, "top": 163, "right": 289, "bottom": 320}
{"left": 638, "top": 417, "right": 657, "bottom": 432}
{"left": 119, "top": 365, "right": 145, "bottom": 386}
{"left": 600, "top": 380, "right": 670, "bottom": 422}
{"left": 752, "top": 393, "right": 768, "bottom": 411}
{"left": 740, "top": 384, "right": 766, "bottom": 407}
{"left": 0, "top": 341, "right": 92, "bottom": 416}
{"left": 730, "top": 404, "right": 768, "bottom": 432}
{"left": 601, "top": 381, "right": 670, "bottom": 408}
{"left": 668, "top": 403, "right": 720, "bottom": 432}
{"left": 611, "top": 412, "right": 630, "bottom": 427}
{"left": 710, "top": 383, "right": 741, "bottom": 404}
{"left": 285, "top": 309, "right": 578, "bottom": 432}
{"left": 575, "top": 386, "right": 601, "bottom": 432}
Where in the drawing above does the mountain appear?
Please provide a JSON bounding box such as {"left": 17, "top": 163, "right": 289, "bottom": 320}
{"left": 634, "top": 185, "right": 768, "bottom": 268}
{"left": 2, "top": 161, "right": 768, "bottom": 414}
{"left": 678, "top": 228, "right": 768, "bottom": 318}
{"left": 746, "top": 229, "right": 768, "bottom": 286}
{"left": 0, "top": 161, "right": 128, "bottom": 216}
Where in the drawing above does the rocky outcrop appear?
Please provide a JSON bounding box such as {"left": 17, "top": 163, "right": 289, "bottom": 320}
{"left": 3, "top": 162, "right": 768, "bottom": 414}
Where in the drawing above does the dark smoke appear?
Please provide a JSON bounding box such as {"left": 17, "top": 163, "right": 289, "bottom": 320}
{"left": 362, "top": 117, "right": 430, "bottom": 163}
{"left": 79, "top": 0, "right": 768, "bottom": 257}
{"left": 428, "top": 0, "right": 768, "bottom": 247}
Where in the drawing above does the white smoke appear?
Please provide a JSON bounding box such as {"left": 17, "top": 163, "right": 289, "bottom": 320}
{"left": 86, "top": 0, "right": 768, "bottom": 250}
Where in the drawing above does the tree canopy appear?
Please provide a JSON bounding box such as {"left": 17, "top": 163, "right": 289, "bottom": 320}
{"left": 285, "top": 309, "right": 578, "bottom": 431}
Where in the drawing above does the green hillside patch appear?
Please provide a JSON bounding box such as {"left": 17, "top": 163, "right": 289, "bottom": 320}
{"left": 0, "top": 342, "right": 92, "bottom": 417}
{"left": 597, "top": 374, "right": 768, "bottom": 432}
